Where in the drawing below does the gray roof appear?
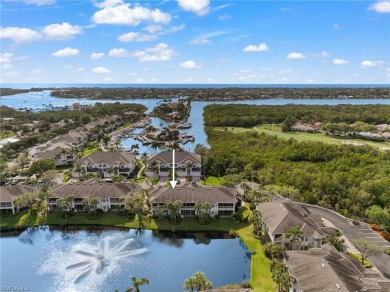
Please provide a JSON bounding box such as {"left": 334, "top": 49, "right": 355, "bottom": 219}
{"left": 50, "top": 180, "right": 140, "bottom": 199}
{"left": 150, "top": 186, "right": 236, "bottom": 204}
{"left": 257, "top": 200, "right": 323, "bottom": 237}
{"left": 286, "top": 244, "right": 390, "bottom": 292}
{"left": 78, "top": 151, "right": 136, "bottom": 165}
{"left": 0, "top": 186, "right": 35, "bottom": 202}
{"left": 53, "top": 131, "right": 87, "bottom": 144}
{"left": 148, "top": 150, "right": 201, "bottom": 165}
{"left": 36, "top": 142, "right": 73, "bottom": 159}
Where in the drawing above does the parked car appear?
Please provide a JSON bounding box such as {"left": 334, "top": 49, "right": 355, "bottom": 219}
{"left": 352, "top": 220, "right": 360, "bottom": 226}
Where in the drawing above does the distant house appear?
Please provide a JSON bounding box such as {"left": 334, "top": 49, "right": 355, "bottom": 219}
{"left": 76, "top": 151, "right": 136, "bottom": 178}
{"left": 48, "top": 180, "right": 140, "bottom": 212}
{"left": 145, "top": 151, "right": 201, "bottom": 182}
{"left": 52, "top": 131, "right": 88, "bottom": 151}
{"left": 0, "top": 186, "right": 35, "bottom": 214}
{"left": 286, "top": 244, "right": 390, "bottom": 292}
{"left": 149, "top": 186, "right": 236, "bottom": 217}
{"left": 291, "top": 124, "right": 316, "bottom": 133}
{"left": 257, "top": 199, "right": 324, "bottom": 249}
{"left": 33, "top": 142, "right": 75, "bottom": 166}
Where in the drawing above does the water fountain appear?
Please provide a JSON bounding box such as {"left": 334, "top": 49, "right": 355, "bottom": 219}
{"left": 38, "top": 231, "right": 147, "bottom": 292}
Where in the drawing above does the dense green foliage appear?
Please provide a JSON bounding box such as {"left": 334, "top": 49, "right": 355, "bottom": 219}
{"left": 204, "top": 104, "right": 390, "bottom": 127}
{"left": 0, "top": 102, "right": 146, "bottom": 123}
{"left": 203, "top": 128, "right": 390, "bottom": 220}
{"left": 0, "top": 103, "right": 146, "bottom": 158}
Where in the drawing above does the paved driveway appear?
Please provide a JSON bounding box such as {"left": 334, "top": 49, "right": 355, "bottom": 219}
{"left": 302, "top": 204, "right": 390, "bottom": 279}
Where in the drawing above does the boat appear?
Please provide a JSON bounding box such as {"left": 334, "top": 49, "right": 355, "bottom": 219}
{"left": 176, "top": 122, "right": 192, "bottom": 129}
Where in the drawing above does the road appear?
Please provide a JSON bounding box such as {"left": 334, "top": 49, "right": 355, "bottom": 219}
{"left": 303, "top": 204, "right": 390, "bottom": 279}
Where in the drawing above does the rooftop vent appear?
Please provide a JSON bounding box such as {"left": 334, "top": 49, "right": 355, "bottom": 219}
{"left": 192, "top": 188, "right": 195, "bottom": 190}
{"left": 207, "top": 188, "right": 210, "bottom": 190}
{"left": 321, "top": 263, "right": 325, "bottom": 268}
{"left": 335, "top": 284, "right": 340, "bottom": 289}
{"left": 177, "top": 188, "right": 180, "bottom": 190}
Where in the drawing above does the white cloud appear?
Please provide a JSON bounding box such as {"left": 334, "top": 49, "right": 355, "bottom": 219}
{"left": 243, "top": 43, "right": 269, "bottom": 52}
{"left": 332, "top": 58, "right": 349, "bottom": 65}
{"left": 132, "top": 43, "right": 175, "bottom": 62}
{"left": 2, "top": 63, "right": 12, "bottom": 69}
{"left": 219, "top": 14, "right": 231, "bottom": 20}
{"left": 161, "top": 24, "right": 185, "bottom": 35}
{"left": 32, "top": 68, "right": 44, "bottom": 74}
{"left": 92, "top": 66, "right": 111, "bottom": 73}
{"left": 180, "top": 60, "right": 201, "bottom": 69}
{"left": 109, "top": 48, "right": 129, "bottom": 57}
{"left": 333, "top": 23, "right": 340, "bottom": 29}
{"left": 24, "top": 0, "right": 55, "bottom": 5}
{"left": 118, "top": 32, "right": 157, "bottom": 42}
{"left": 144, "top": 25, "right": 162, "bottom": 33}
{"left": 42, "top": 23, "right": 83, "bottom": 40}
{"left": 190, "top": 30, "right": 227, "bottom": 45}
{"left": 361, "top": 60, "right": 385, "bottom": 68}
{"left": 368, "top": 1, "right": 390, "bottom": 13}
{"left": 92, "top": 1, "right": 171, "bottom": 25}
{"left": 177, "top": 0, "right": 210, "bottom": 16}
{"left": 287, "top": 52, "right": 306, "bottom": 59}
{"left": 72, "top": 67, "right": 84, "bottom": 73}
{"left": 91, "top": 52, "right": 104, "bottom": 60}
{"left": 52, "top": 47, "right": 79, "bottom": 57}
{"left": 104, "top": 77, "right": 112, "bottom": 82}
{"left": 94, "top": 0, "right": 123, "bottom": 8}
{"left": 0, "top": 27, "right": 41, "bottom": 43}
{"left": 0, "top": 53, "right": 13, "bottom": 64}
{"left": 306, "top": 79, "right": 314, "bottom": 83}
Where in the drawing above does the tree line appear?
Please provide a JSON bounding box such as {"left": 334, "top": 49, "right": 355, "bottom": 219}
{"left": 201, "top": 128, "right": 390, "bottom": 223}
{"left": 203, "top": 104, "right": 390, "bottom": 127}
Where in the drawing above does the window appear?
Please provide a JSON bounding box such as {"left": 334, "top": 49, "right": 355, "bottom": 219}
{"left": 0, "top": 202, "right": 12, "bottom": 207}
{"left": 74, "top": 198, "right": 83, "bottom": 203}
{"left": 110, "top": 198, "right": 124, "bottom": 203}
{"left": 48, "top": 198, "right": 57, "bottom": 203}
{"left": 218, "top": 210, "right": 233, "bottom": 216}
{"left": 218, "top": 203, "right": 234, "bottom": 208}
{"left": 181, "top": 209, "right": 195, "bottom": 216}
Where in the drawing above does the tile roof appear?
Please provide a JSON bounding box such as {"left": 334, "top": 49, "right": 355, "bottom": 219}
{"left": 0, "top": 186, "right": 35, "bottom": 202}
{"left": 150, "top": 186, "right": 236, "bottom": 204}
{"left": 78, "top": 151, "right": 136, "bottom": 165}
{"left": 50, "top": 180, "right": 140, "bottom": 199}
{"left": 148, "top": 150, "right": 201, "bottom": 165}
{"left": 256, "top": 199, "right": 323, "bottom": 237}
{"left": 286, "top": 244, "right": 390, "bottom": 292}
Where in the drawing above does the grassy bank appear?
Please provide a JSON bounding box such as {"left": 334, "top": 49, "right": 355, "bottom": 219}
{"left": 236, "top": 225, "right": 276, "bottom": 292}
{"left": 0, "top": 209, "right": 275, "bottom": 291}
{"left": 218, "top": 125, "right": 390, "bottom": 150}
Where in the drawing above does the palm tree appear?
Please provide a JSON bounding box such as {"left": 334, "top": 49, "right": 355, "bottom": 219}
{"left": 185, "top": 161, "right": 193, "bottom": 176}
{"left": 126, "top": 276, "right": 149, "bottom": 292}
{"left": 151, "top": 142, "right": 159, "bottom": 151}
{"left": 248, "top": 209, "right": 262, "bottom": 235}
{"left": 183, "top": 271, "right": 212, "bottom": 292}
{"left": 287, "top": 226, "right": 304, "bottom": 250}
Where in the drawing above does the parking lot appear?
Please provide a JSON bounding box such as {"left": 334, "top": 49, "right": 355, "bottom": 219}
{"left": 354, "top": 224, "right": 390, "bottom": 249}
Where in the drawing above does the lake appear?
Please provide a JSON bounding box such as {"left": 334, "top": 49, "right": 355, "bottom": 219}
{"left": 1, "top": 90, "right": 390, "bottom": 150}
{"left": 0, "top": 227, "right": 250, "bottom": 292}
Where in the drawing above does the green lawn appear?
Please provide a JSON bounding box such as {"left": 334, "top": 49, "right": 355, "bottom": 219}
{"left": 218, "top": 125, "right": 390, "bottom": 150}
{"left": 236, "top": 225, "right": 276, "bottom": 292}
{"left": 346, "top": 252, "right": 373, "bottom": 268}
{"left": 201, "top": 176, "right": 225, "bottom": 186}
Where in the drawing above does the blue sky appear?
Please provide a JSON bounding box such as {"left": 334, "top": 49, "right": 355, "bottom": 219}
{"left": 1, "top": 0, "right": 389, "bottom": 84}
